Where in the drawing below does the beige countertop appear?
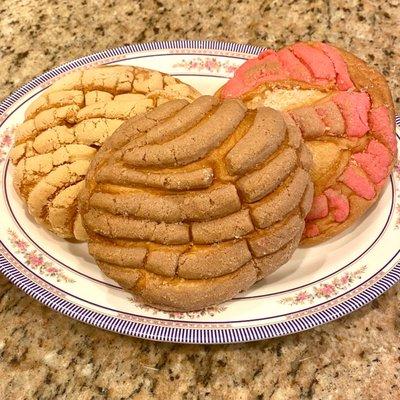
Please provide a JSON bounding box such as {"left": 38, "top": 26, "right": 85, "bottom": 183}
{"left": 0, "top": 0, "right": 399, "bottom": 399}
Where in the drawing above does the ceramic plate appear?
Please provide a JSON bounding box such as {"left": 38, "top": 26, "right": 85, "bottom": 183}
{"left": 0, "top": 41, "right": 399, "bottom": 344}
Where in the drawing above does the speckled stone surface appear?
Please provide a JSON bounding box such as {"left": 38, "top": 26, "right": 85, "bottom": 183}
{"left": 0, "top": 1, "right": 399, "bottom": 399}
{"left": 1, "top": 0, "right": 399, "bottom": 109}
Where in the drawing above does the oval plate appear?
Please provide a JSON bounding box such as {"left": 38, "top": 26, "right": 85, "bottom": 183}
{"left": 0, "top": 41, "right": 399, "bottom": 344}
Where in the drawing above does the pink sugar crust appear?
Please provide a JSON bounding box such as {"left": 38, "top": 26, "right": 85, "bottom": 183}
{"left": 306, "top": 194, "right": 329, "bottom": 221}
{"left": 332, "top": 92, "right": 371, "bottom": 137}
{"left": 219, "top": 42, "right": 395, "bottom": 241}
{"left": 277, "top": 48, "right": 313, "bottom": 83}
{"left": 352, "top": 140, "right": 392, "bottom": 184}
{"left": 251, "top": 51, "right": 288, "bottom": 82}
{"left": 368, "top": 106, "right": 396, "bottom": 154}
{"left": 315, "top": 42, "right": 354, "bottom": 90}
{"left": 290, "top": 42, "right": 336, "bottom": 83}
{"left": 339, "top": 165, "right": 376, "bottom": 200}
{"left": 219, "top": 56, "right": 264, "bottom": 98}
{"left": 324, "top": 188, "right": 350, "bottom": 222}
{"left": 304, "top": 223, "right": 320, "bottom": 238}
{"left": 220, "top": 43, "right": 355, "bottom": 98}
{"left": 220, "top": 50, "right": 287, "bottom": 98}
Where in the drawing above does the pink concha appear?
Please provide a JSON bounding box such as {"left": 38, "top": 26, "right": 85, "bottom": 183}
{"left": 369, "top": 106, "right": 397, "bottom": 154}
{"left": 257, "top": 49, "right": 276, "bottom": 60}
{"left": 339, "top": 165, "right": 376, "bottom": 200}
{"left": 324, "top": 188, "right": 350, "bottom": 223}
{"left": 375, "top": 179, "right": 389, "bottom": 191}
{"left": 289, "top": 93, "right": 372, "bottom": 140}
{"left": 315, "top": 43, "right": 354, "bottom": 91}
{"left": 218, "top": 41, "right": 396, "bottom": 244}
{"left": 333, "top": 92, "right": 371, "bottom": 137}
{"left": 220, "top": 57, "right": 260, "bottom": 98}
{"left": 288, "top": 92, "right": 373, "bottom": 140}
{"left": 352, "top": 140, "right": 392, "bottom": 184}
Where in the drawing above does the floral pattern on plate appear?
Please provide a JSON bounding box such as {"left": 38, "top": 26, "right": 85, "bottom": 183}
{"left": 281, "top": 266, "right": 367, "bottom": 306}
{"left": 7, "top": 229, "right": 74, "bottom": 283}
{"left": 0, "top": 125, "right": 14, "bottom": 163}
{"left": 132, "top": 298, "right": 227, "bottom": 320}
{"left": 173, "top": 57, "right": 238, "bottom": 74}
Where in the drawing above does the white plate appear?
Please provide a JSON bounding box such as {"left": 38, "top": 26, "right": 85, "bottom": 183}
{"left": 0, "top": 41, "right": 399, "bottom": 344}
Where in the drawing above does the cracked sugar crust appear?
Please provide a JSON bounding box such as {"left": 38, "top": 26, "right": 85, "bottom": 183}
{"left": 79, "top": 96, "right": 313, "bottom": 311}
{"left": 10, "top": 65, "right": 200, "bottom": 240}
{"left": 217, "top": 41, "right": 397, "bottom": 245}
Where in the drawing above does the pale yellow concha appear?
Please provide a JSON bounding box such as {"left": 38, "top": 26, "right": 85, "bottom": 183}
{"left": 10, "top": 66, "right": 200, "bottom": 240}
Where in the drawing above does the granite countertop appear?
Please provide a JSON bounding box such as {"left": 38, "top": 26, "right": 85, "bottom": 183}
{"left": 0, "top": 1, "right": 399, "bottom": 399}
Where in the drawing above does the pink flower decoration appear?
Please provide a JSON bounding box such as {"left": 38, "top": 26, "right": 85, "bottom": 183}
{"left": 320, "top": 284, "right": 335, "bottom": 296}
{"left": 296, "top": 291, "right": 309, "bottom": 301}
{"left": 340, "top": 274, "right": 349, "bottom": 284}
{"left": 16, "top": 240, "right": 28, "bottom": 251}
{"left": 2, "top": 135, "right": 12, "bottom": 146}
{"left": 28, "top": 253, "right": 44, "bottom": 267}
{"left": 226, "top": 65, "right": 238, "bottom": 73}
{"left": 205, "top": 59, "right": 218, "bottom": 71}
{"left": 281, "top": 266, "right": 366, "bottom": 305}
{"left": 173, "top": 57, "right": 237, "bottom": 74}
{"left": 7, "top": 229, "right": 74, "bottom": 283}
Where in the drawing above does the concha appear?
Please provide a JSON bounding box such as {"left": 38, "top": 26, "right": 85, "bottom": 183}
{"left": 217, "top": 41, "right": 397, "bottom": 245}
{"left": 10, "top": 65, "right": 200, "bottom": 240}
{"left": 80, "top": 95, "right": 314, "bottom": 311}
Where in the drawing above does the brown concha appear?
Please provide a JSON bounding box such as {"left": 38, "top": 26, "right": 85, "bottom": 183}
{"left": 79, "top": 96, "right": 314, "bottom": 311}
{"left": 10, "top": 65, "right": 200, "bottom": 240}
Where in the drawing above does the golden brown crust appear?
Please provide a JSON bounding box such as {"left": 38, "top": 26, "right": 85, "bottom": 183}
{"left": 99, "top": 261, "right": 258, "bottom": 312}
